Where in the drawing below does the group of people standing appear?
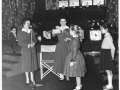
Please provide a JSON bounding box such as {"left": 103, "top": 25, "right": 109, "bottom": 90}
{"left": 9, "top": 17, "right": 116, "bottom": 90}
{"left": 52, "top": 18, "right": 116, "bottom": 90}
{"left": 52, "top": 18, "right": 86, "bottom": 90}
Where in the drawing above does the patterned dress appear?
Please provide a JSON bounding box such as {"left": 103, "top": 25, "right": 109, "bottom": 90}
{"left": 64, "top": 37, "right": 86, "bottom": 77}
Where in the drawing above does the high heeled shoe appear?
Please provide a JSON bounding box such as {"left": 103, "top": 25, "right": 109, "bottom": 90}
{"left": 31, "top": 83, "right": 43, "bottom": 89}
{"left": 73, "top": 85, "right": 82, "bottom": 90}
{"left": 26, "top": 83, "right": 30, "bottom": 85}
{"left": 59, "top": 78, "right": 64, "bottom": 82}
{"left": 26, "top": 80, "right": 30, "bottom": 86}
{"left": 103, "top": 85, "right": 113, "bottom": 90}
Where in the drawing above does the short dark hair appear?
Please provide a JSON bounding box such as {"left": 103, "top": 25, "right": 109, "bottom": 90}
{"left": 10, "top": 26, "right": 17, "bottom": 31}
{"left": 21, "top": 18, "right": 31, "bottom": 26}
{"left": 100, "top": 23, "right": 111, "bottom": 29}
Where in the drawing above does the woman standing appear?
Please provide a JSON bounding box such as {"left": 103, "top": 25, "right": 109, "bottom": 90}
{"left": 18, "top": 18, "right": 39, "bottom": 86}
{"left": 99, "top": 23, "right": 116, "bottom": 90}
{"left": 53, "top": 18, "right": 70, "bottom": 81}
{"left": 64, "top": 25, "right": 86, "bottom": 90}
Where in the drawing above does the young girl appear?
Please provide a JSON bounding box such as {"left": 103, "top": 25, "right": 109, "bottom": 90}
{"left": 64, "top": 25, "right": 86, "bottom": 90}
{"left": 99, "top": 23, "right": 116, "bottom": 90}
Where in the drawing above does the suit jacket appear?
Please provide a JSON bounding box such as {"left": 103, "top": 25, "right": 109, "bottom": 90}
{"left": 9, "top": 32, "right": 17, "bottom": 41}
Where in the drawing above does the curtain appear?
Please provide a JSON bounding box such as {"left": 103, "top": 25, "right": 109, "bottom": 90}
{"left": 2, "top": 0, "right": 35, "bottom": 40}
{"left": 106, "top": 0, "right": 118, "bottom": 27}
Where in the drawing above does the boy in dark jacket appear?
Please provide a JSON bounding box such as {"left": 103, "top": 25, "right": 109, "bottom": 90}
{"left": 9, "top": 26, "right": 18, "bottom": 53}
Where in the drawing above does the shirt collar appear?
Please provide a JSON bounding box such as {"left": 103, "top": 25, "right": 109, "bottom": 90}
{"left": 22, "top": 28, "right": 31, "bottom": 33}
{"left": 104, "top": 33, "right": 110, "bottom": 37}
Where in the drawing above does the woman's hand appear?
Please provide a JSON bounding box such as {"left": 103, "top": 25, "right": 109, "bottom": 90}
{"left": 28, "top": 42, "right": 35, "bottom": 48}
{"left": 70, "top": 61, "right": 76, "bottom": 66}
{"left": 52, "top": 29, "right": 61, "bottom": 35}
{"left": 64, "top": 38, "right": 71, "bottom": 41}
{"left": 55, "top": 26, "right": 60, "bottom": 29}
{"left": 31, "top": 41, "right": 35, "bottom": 46}
{"left": 28, "top": 44, "right": 32, "bottom": 48}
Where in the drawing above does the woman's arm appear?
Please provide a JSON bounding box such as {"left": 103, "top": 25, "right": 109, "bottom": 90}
{"left": 32, "top": 30, "right": 37, "bottom": 43}
{"left": 108, "top": 37, "right": 115, "bottom": 59}
{"left": 51, "top": 29, "right": 61, "bottom": 37}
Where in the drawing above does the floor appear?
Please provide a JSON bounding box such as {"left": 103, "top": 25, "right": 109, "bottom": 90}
{"left": 2, "top": 69, "right": 118, "bottom": 90}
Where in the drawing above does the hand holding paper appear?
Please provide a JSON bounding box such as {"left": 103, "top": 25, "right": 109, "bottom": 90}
{"left": 52, "top": 29, "right": 61, "bottom": 35}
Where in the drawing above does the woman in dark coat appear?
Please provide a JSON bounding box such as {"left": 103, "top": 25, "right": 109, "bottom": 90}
{"left": 18, "top": 18, "right": 38, "bottom": 86}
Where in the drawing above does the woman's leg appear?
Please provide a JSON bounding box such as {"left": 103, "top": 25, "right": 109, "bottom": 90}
{"left": 106, "top": 70, "right": 113, "bottom": 88}
{"left": 66, "top": 76, "right": 70, "bottom": 81}
{"left": 25, "top": 72, "right": 30, "bottom": 83}
{"left": 75, "top": 77, "right": 82, "bottom": 89}
{"left": 30, "top": 72, "right": 35, "bottom": 85}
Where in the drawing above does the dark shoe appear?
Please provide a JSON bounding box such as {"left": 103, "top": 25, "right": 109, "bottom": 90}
{"left": 26, "top": 83, "right": 30, "bottom": 86}
{"left": 13, "top": 51, "right": 16, "bottom": 53}
{"left": 32, "top": 83, "right": 43, "bottom": 89}
{"left": 59, "top": 79, "right": 64, "bottom": 82}
{"left": 26, "top": 82, "right": 34, "bottom": 86}
{"left": 59, "top": 78, "right": 64, "bottom": 82}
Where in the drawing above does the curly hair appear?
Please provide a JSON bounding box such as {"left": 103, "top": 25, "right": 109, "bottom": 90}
{"left": 70, "top": 24, "right": 82, "bottom": 35}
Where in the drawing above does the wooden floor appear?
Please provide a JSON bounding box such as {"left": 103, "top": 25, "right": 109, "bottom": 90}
{"left": 2, "top": 70, "right": 118, "bottom": 90}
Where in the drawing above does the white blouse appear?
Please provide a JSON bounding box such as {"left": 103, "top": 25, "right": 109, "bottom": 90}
{"left": 59, "top": 26, "right": 69, "bottom": 33}
{"left": 22, "top": 28, "right": 31, "bottom": 33}
{"left": 101, "top": 33, "right": 115, "bottom": 58}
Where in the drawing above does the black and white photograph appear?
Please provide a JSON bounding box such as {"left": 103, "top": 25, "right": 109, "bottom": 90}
{"left": 2, "top": 0, "right": 119, "bottom": 90}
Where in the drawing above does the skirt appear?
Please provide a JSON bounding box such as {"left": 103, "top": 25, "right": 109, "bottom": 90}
{"left": 99, "top": 49, "right": 116, "bottom": 72}
{"left": 53, "top": 42, "right": 69, "bottom": 73}
{"left": 64, "top": 51, "right": 86, "bottom": 77}
{"left": 22, "top": 53, "right": 38, "bottom": 72}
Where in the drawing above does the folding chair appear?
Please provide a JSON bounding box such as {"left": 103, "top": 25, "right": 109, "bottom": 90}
{"left": 40, "top": 45, "right": 60, "bottom": 80}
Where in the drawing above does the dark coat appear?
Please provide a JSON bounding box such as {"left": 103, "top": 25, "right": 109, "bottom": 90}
{"left": 18, "top": 30, "right": 38, "bottom": 72}
{"left": 9, "top": 32, "right": 18, "bottom": 50}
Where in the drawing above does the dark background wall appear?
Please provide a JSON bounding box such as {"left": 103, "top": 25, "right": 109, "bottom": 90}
{"left": 33, "top": 0, "right": 107, "bottom": 42}
{"left": 33, "top": 0, "right": 107, "bottom": 30}
{"left": 32, "top": 0, "right": 118, "bottom": 52}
